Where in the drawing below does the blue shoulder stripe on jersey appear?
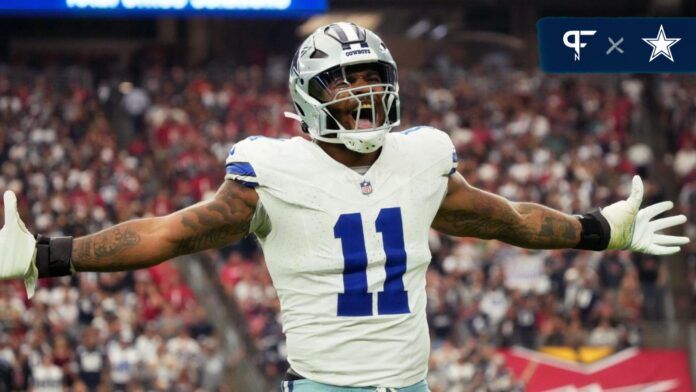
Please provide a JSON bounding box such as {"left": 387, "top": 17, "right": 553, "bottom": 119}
{"left": 448, "top": 150, "right": 458, "bottom": 176}
{"left": 401, "top": 126, "right": 424, "bottom": 135}
{"left": 225, "top": 162, "right": 256, "bottom": 178}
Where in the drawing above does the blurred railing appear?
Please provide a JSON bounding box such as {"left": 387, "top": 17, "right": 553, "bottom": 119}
{"left": 176, "top": 254, "right": 270, "bottom": 392}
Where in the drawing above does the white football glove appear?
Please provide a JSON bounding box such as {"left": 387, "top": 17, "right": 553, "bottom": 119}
{"left": 601, "top": 175, "right": 690, "bottom": 255}
{"left": 0, "top": 191, "right": 38, "bottom": 298}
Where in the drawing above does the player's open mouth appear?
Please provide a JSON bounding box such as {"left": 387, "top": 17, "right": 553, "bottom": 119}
{"left": 354, "top": 103, "right": 376, "bottom": 129}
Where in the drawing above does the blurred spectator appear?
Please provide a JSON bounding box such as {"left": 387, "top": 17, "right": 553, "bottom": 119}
{"left": 587, "top": 318, "right": 620, "bottom": 347}
{"left": 76, "top": 327, "right": 106, "bottom": 390}
{"left": 107, "top": 332, "right": 138, "bottom": 391}
{"left": 633, "top": 254, "right": 665, "bottom": 320}
{"left": 31, "top": 354, "right": 63, "bottom": 392}
{"left": 121, "top": 83, "right": 151, "bottom": 133}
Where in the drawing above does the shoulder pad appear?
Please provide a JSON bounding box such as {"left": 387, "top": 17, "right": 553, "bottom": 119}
{"left": 224, "top": 136, "right": 283, "bottom": 188}
{"left": 397, "top": 126, "right": 457, "bottom": 176}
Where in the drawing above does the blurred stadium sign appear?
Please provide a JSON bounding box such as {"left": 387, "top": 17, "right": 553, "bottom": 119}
{"left": 538, "top": 17, "right": 696, "bottom": 73}
{"left": 0, "top": 0, "right": 326, "bottom": 17}
{"left": 503, "top": 347, "right": 692, "bottom": 391}
{"left": 299, "top": 13, "right": 381, "bottom": 36}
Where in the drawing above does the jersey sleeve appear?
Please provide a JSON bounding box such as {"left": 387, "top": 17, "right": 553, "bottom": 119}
{"left": 224, "top": 138, "right": 260, "bottom": 188}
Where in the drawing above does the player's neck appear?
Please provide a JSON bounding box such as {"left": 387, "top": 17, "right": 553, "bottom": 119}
{"left": 316, "top": 141, "right": 381, "bottom": 168}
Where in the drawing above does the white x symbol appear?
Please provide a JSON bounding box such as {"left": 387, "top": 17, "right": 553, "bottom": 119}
{"left": 607, "top": 37, "right": 624, "bottom": 54}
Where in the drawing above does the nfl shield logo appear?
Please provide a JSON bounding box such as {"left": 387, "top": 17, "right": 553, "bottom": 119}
{"left": 360, "top": 180, "right": 373, "bottom": 195}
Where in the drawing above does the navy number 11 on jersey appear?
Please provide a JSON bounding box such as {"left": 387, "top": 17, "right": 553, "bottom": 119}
{"left": 334, "top": 207, "right": 410, "bottom": 317}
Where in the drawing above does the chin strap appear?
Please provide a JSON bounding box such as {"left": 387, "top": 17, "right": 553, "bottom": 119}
{"left": 284, "top": 111, "right": 389, "bottom": 152}
{"left": 284, "top": 112, "right": 311, "bottom": 134}
{"left": 312, "top": 133, "right": 345, "bottom": 144}
{"left": 283, "top": 112, "right": 302, "bottom": 122}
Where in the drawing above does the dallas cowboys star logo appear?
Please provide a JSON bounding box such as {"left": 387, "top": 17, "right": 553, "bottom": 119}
{"left": 642, "top": 24, "right": 681, "bottom": 62}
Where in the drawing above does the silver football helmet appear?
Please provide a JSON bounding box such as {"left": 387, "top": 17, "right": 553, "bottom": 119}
{"left": 288, "top": 22, "right": 400, "bottom": 153}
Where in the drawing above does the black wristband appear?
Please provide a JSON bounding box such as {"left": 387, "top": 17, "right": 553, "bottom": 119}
{"left": 573, "top": 210, "right": 611, "bottom": 251}
{"left": 35, "top": 235, "right": 74, "bottom": 278}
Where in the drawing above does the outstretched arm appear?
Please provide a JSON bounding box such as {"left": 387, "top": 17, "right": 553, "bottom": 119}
{"left": 432, "top": 173, "right": 581, "bottom": 249}
{"left": 72, "top": 179, "right": 258, "bottom": 272}
{"left": 432, "top": 173, "right": 689, "bottom": 253}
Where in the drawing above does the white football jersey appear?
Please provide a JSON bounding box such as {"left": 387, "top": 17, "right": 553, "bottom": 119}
{"left": 225, "top": 126, "right": 457, "bottom": 387}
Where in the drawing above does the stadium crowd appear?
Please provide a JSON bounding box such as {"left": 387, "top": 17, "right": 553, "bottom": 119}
{"left": 0, "top": 56, "right": 692, "bottom": 391}
{"left": 0, "top": 66, "right": 222, "bottom": 391}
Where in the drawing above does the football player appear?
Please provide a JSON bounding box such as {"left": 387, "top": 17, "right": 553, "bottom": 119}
{"left": 0, "top": 23, "right": 690, "bottom": 392}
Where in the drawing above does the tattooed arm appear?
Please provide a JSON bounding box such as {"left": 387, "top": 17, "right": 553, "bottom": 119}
{"left": 72, "top": 180, "right": 258, "bottom": 272}
{"left": 432, "top": 173, "right": 581, "bottom": 249}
